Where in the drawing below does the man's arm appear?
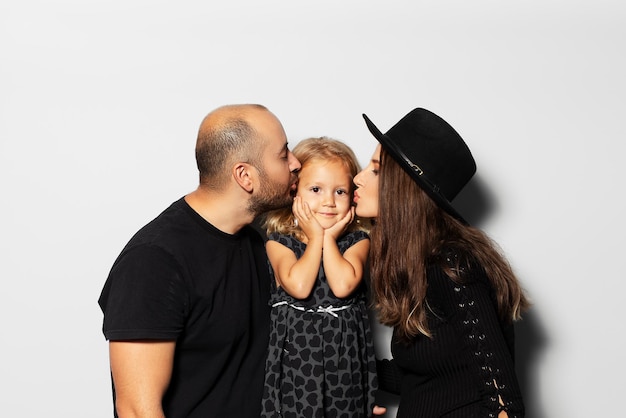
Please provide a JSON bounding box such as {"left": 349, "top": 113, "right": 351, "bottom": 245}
{"left": 109, "top": 340, "right": 176, "bottom": 418}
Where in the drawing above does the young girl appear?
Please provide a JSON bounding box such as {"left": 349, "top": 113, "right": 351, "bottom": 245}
{"left": 260, "top": 137, "right": 377, "bottom": 418}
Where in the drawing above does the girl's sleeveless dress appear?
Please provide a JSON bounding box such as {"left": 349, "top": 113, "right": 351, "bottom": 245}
{"left": 261, "top": 230, "right": 377, "bottom": 418}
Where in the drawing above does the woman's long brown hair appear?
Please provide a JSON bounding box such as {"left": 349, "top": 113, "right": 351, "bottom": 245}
{"left": 369, "top": 148, "right": 530, "bottom": 342}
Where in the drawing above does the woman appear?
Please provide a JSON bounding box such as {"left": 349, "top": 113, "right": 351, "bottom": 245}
{"left": 354, "top": 108, "right": 530, "bottom": 418}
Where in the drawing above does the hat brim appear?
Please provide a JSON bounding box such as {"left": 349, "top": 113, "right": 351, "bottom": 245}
{"left": 363, "top": 113, "right": 469, "bottom": 225}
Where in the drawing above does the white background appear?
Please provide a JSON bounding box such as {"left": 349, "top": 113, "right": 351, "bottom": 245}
{"left": 2, "top": 1, "right": 624, "bottom": 417}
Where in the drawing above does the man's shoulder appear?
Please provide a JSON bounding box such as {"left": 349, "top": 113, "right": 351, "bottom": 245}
{"left": 122, "top": 198, "right": 191, "bottom": 247}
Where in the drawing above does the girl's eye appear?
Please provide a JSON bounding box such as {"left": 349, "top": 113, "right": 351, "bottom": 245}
{"left": 336, "top": 189, "right": 347, "bottom": 196}
{"left": 311, "top": 186, "right": 320, "bottom": 193}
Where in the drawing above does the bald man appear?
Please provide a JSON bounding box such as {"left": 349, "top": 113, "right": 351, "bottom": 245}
{"left": 98, "top": 104, "right": 301, "bottom": 418}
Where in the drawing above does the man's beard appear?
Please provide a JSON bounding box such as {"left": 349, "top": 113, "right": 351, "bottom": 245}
{"left": 247, "top": 167, "right": 294, "bottom": 216}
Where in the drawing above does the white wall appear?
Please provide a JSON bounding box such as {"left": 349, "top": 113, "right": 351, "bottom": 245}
{"left": 2, "top": 1, "right": 624, "bottom": 416}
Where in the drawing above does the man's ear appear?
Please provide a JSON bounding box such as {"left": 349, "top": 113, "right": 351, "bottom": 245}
{"left": 232, "top": 162, "right": 255, "bottom": 192}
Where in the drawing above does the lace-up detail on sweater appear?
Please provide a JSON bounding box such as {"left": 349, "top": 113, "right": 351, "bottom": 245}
{"left": 377, "top": 254, "right": 525, "bottom": 417}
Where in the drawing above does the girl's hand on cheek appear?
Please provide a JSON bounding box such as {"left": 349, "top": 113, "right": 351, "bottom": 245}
{"left": 293, "top": 196, "right": 323, "bottom": 241}
{"left": 326, "top": 207, "right": 354, "bottom": 241}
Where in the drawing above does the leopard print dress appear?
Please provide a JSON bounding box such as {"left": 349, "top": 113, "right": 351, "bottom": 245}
{"left": 261, "top": 231, "right": 377, "bottom": 418}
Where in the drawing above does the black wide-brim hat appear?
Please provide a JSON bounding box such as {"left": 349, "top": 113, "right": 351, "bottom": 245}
{"left": 363, "top": 108, "right": 476, "bottom": 224}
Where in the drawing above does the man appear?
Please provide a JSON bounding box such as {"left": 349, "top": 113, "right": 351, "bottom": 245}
{"left": 98, "top": 104, "right": 301, "bottom": 417}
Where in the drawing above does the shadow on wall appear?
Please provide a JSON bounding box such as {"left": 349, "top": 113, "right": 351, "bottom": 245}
{"left": 452, "top": 174, "right": 495, "bottom": 227}
{"left": 515, "top": 308, "right": 548, "bottom": 418}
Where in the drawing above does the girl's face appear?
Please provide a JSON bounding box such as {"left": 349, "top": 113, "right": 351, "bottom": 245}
{"left": 296, "top": 159, "right": 353, "bottom": 229}
{"left": 353, "top": 144, "right": 380, "bottom": 218}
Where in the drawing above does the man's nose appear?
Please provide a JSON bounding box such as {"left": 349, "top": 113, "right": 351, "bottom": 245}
{"left": 288, "top": 151, "right": 301, "bottom": 172}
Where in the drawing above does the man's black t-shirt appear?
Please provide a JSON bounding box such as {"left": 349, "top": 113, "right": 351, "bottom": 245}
{"left": 98, "top": 198, "right": 271, "bottom": 417}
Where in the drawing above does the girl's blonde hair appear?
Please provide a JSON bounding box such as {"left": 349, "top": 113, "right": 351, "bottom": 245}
{"left": 261, "top": 136, "right": 371, "bottom": 239}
